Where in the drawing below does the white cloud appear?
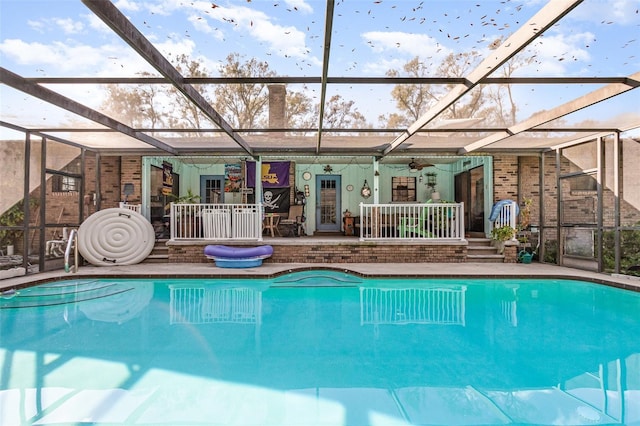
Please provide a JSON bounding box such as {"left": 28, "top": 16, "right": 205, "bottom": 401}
{"left": 569, "top": 0, "right": 640, "bottom": 26}
{"left": 27, "top": 20, "right": 46, "bottom": 33}
{"left": 361, "top": 57, "right": 408, "bottom": 76}
{"left": 192, "top": 2, "right": 316, "bottom": 62}
{"left": 54, "top": 18, "right": 85, "bottom": 35}
{"left": 155, "top": 38, "right": 197, "bottom": 61}
{"left": 114, "top": 0, "right": 141, "bottom": 12}
{"left": 85, "top": 13, "right": 114, "bottom": 34}
{"left": 521, "top": 31, "right": 592, "bottom": 76}
{"left": 24, "top": 17, "right": 84, "bottom": 35}
{"left": 0, "top": 39, "right": 155, "bottom": 76}
{"left": 359, "top": 32, "right": 451, "bottom": 75}
{"left": 283, "top": 0, "right": 313, "bottom": 14}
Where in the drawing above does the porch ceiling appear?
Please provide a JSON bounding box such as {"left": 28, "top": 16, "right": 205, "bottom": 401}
{"left": 1, "top": 0, "right": 639, "bottom": 159}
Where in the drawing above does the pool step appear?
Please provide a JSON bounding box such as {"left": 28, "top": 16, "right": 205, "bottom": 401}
{"left": 466, "top": 238, "right": 504, "bottom": 263}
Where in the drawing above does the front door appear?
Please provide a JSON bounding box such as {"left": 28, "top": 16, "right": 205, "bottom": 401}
{"left": 200, "top": 175, "right": 224, "bottom": 203}
{"left": 316, "top": 175, "right": 341, "bottom": 232}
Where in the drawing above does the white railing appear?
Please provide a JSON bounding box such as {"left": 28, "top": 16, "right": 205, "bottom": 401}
{"left": 119, "top": 202, "right": 142, "bottom": 213}
{"left": 170, "top": 203, "right": 262, "bottom": 240}
{"left": 359, "top": 202, "right": 465, "bottom": 241}
{"left": 169, "top": 285, "right": 263, "bottom": 325}
{"left": 490, "top": 200, "right": 518, "bottom": 233}
{"left": 360, "top": 286, "right": 466, "bottom": 326}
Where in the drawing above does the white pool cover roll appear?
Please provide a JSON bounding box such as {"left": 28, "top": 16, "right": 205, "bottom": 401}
{"left": 78, "top": 208, "right": 155, "bottom": 266}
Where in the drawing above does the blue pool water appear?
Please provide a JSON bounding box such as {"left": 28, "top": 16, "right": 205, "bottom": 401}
{"left": 1, "top": 271, "right": 639, "bottom": 425}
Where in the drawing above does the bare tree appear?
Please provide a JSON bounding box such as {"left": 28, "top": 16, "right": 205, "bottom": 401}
{"left": 102, "top": 71, "right": 166, "bottom": 129}
{"left": 322, "top": 94, "right": 368, "bottom": 129}
{"left": 382, "top": 57, "right": 440, "bottom": 125}
{"left": 167, "top": 54, "right": 215, "bottom": 134}
{"left": 212, "top": 53, "right": 276, "bottom": 129}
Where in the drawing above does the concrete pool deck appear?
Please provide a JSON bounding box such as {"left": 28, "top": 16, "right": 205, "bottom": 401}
{"left": 2, "top": 262, "right": 640, "bottom": 292}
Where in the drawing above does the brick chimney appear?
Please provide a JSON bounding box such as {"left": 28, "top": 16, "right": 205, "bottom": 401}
{"left": 268, "top": 84, "right": 286, "bottom": 133}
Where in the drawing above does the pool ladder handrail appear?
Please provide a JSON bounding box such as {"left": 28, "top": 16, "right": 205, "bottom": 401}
{"left": 64, "top": 229, "right": 79, "bottom": 273}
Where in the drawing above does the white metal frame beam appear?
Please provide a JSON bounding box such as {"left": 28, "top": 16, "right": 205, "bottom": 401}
{"left": 381, "top": 0, "right": 584, "bottom": 157}
{"left": 461, "top": 71, "right": 640, "bottom": 153}
{"left": 81, "top": 0, "right": 255, "bottom": 158}
{"left": 0, "top": 67, "right": 178, "bottom": 155}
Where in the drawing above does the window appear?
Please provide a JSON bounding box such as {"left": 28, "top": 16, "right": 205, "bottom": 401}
{"left": 52, "top": 174, "right": 79, "bottom": 193}
{"left": 392, "top": 177, "right": 416, "bottom": 202}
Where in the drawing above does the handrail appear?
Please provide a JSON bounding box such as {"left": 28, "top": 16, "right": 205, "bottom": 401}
{"left": 64, "top": 229, "right": 79, "bottom": 273}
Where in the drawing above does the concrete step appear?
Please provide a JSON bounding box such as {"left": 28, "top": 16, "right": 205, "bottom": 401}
{"left": 143, "top": 254, "right": 169, "bottom": 263}
{"left": 466, "top": 254, "right": 505, "bottom": 263}
{"left": 468, "top": 246, "right": 499, "bottom": 256}
{"left": 144, "top": 239, "right": 169, "bottom": 263}
{"left": 467, "top": 237, "right": 492, "bottom": 247}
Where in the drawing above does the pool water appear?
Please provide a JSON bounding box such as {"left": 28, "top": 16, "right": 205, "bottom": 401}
{"left": 1, "top": 272, "right": 639, "bottom": 425}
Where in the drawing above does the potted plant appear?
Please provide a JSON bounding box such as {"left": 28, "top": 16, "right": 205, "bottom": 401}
{"left": 491, "top": 225, "right": 516, "bottom": 254}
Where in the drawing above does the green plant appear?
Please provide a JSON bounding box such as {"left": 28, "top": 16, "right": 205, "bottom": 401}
{"left": 602, "top": 228, "right": 640, "bottom": 276}
{"left": 0, "top": 199, "right": 36, "bottom": 249}
{"left": 544, "top": 240, "right": 558, "bottom": 263}
{"left": 491, "top": 225, "right": 516, "bottom": 242}
{"left": 171, "top": 189, "right": 201, "bottom": 203}
{"left": 518, "top": 197, "right": 532, "bottom": 231}
{"left": 165, "top": 189, "right": 200, "bottom": 211}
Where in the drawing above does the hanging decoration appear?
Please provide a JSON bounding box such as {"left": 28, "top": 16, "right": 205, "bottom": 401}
{"left": 361, "top": 180, "right": 371, "bottom": 199}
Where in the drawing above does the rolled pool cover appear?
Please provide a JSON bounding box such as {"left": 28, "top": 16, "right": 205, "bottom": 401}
{"left": 204, "top": 245, "right": 273, "bottom": 268}
{"left": 78, "top": 208, "right": 155, "bottom": 266}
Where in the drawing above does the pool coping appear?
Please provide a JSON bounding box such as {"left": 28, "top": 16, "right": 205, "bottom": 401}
{"left": 2, "top": 262, "right": 640, "bottom": 293}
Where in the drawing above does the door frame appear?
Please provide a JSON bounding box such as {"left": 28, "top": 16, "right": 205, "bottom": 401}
{"left": 200, "top": 175, "right": 225, "bottom": 203}
{"left": 315, "top": 175, "right": 341, "bottom": 232}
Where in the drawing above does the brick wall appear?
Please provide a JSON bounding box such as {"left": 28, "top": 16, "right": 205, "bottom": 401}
{"left": 119, "top": 156, "right": 142, "bottom": 205}
{"left": 168, "top": 243, "right": 467, "bottom": 263}
{"left": 492, "top": 155, "right": 518, "bottom": 202}
{"left": 96, "top": 156, "right": 122, "bottom": 208}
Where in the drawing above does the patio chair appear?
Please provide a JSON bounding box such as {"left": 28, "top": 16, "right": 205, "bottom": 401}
{"left": 280, "top": 205, "right": 304, "bottom": 237}
{"left": 397, "top": 201, "right": 435, "bottom": 238}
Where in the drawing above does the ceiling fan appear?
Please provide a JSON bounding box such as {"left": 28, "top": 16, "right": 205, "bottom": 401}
{"left": 408, "top": 158, "right": 433, "bottom": 172}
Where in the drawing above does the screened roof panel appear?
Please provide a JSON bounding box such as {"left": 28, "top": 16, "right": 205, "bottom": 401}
{"left": 1, "top": 0, "right": 638, "bottom": 155}
{"left": 501, "top": 0, "right": 640, "bottom": 78}
{"left": 0, "top": 84, "right": 109, "bottom": 130}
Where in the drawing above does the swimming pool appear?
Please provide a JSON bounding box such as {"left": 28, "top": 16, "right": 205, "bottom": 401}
{"left": 1, "top": 271, "right": 639, "bottom": 425}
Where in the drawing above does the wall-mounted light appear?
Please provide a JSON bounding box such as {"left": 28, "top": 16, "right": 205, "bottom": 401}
{"left": 304, "top": 184, "right": 310, "bottom": 198}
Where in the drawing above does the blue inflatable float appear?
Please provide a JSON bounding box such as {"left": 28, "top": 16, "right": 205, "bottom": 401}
{"left": 204, "top": 245, "right": 274, "bottom": 268}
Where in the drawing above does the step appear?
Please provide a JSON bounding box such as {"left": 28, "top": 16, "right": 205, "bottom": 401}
{"left": 466, "top": 254, "right": 505, "bottom": 263}
{"left": 467, "top": 237, "right": 493, "bottom": 247}
{"left": 468, "top": 246, "right": 499, "bottom": 256}
{"left": 143, "top": 254, "right": 169, "bottom": 263}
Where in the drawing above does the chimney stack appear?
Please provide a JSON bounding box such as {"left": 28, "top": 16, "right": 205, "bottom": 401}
{"left": 268, "top": 84, "right": 286, "bottom": 136}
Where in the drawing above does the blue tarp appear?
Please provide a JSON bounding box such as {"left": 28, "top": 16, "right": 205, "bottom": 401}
{"left": 489, "top": 200, "right": 519, "bottom": 221}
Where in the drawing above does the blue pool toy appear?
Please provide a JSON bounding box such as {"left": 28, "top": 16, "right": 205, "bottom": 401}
{"left": 204, "top": 245, "right": 274, "bottom": 268}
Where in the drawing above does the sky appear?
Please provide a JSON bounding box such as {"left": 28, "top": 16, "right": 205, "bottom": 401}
{"left": 0, "top": 0, "right": 639, "bottom": 135}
